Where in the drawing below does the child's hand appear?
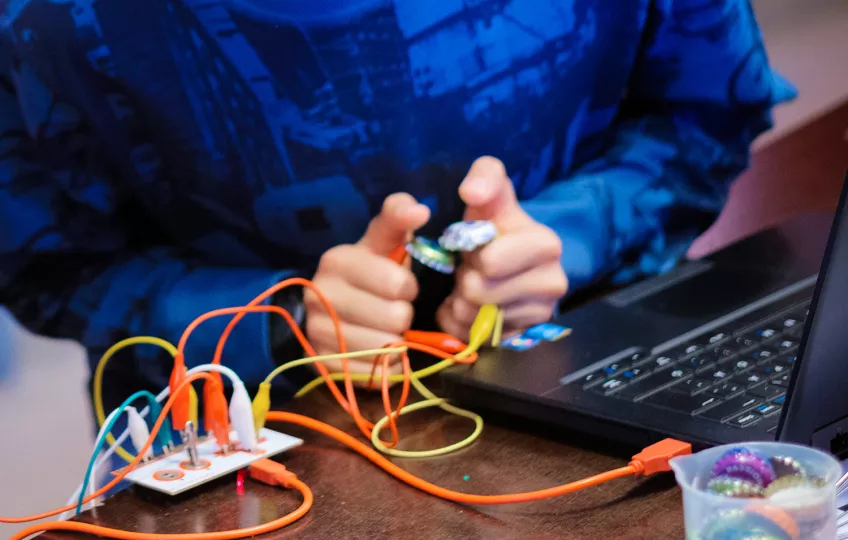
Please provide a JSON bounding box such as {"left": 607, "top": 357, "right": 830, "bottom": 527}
{"left": 305, "top": 193, "right": 430, "bottom": 377}
{"left": 437, "top": 157, "right": 568, "bottom": 340}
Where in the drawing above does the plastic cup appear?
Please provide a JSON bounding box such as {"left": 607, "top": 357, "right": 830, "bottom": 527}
{"left": 671, "top": 442, "right": 841, "bottom": 539}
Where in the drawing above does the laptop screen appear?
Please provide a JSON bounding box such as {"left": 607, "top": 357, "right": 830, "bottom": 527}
{"left": 780, "top": 171, "right": 848, "bottom": 456}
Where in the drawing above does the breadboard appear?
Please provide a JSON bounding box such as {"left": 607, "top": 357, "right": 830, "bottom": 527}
{"left": 121, "top": 428, "right": 302, "bottom": 495}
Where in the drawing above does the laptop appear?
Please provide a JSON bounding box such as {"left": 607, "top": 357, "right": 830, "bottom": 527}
{"left": 442, "top": 172, "right": 848, "bottom": 453}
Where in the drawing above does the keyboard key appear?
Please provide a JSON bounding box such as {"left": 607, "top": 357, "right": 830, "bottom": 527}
{"left": 616, "top": 367, "right": 693, "bottom": 399}
{"left": 624, "top": 351, "right": 650, "bottom": 364}
{"left": 580, "top": 371, "right": 608, "bottom": 388}
{"left": 776, "top": 339, "right": 798, "bottom": 351}
{"left": 777, "top": 353, "right": 796, "bottom": 366}
{"left": 753, "top": 325, "right": 781, "bottom": 341}
{"left": 755, "top": 403, "right": 782, "bottom": 417}
{"left": 728, "top": 412, "right": 760, "bottom": 428}
{"left": 734, "top": 333, "right": 759, "bottom": 350}
{"left": 643, "top": 391, "right": 722, "bottom": 414}
{"left": 784, "top": 325, "right": 803, "bottom": 339}
{"left": 637, "top": 355, "right": 676, "bottom": 370}
{"left": 698, "top": 395, "right": 763, "bottom": 422}
{"left": 773, "top": 395, "right": 787, "bottom": 405}
{"left": 772, "top": 372, "right": 792, "bottom": 387}
{"left": 780, "top": 316, "right": 800, "bottom": 329}
{"left": 783, "top": 306, "right": 809, "bottom": 324}
{"left": 708, "top": 345, "right": 738, "bottom": 359}
{"left": 747, "top": 385, "right": 784, "bottom": 400}
{"left": 724, "top": 358, "right": 754, "bottom": 373}
{"left": 732, "top": 372, "right": 768, "bottom": 388}
{"left": 709, "top": 382, "right": 745, "bottom": 398}
{"left": 683, "top": 354, "right": 717, "bottom": 370}
{"left": 602, "top": 361, "right": 631, "bottom": 377}
{"left": 752, "top": 362, "right": 789, "bottom": 378}
{"left": 706, "top": 330, "right": 732, "bottom": 345}
{"left": 703, "top": 367, "right": 732, "bottom": 382}
{"left": 745, "top": 346, "right": 778, "bottom": 364}
{"left": 668, "top": 345, "right": 703, "bottom": 360}
{"left": 619, "top": 367, "right": 650, "bottom": 381}
{"left": 595, "top": 377, "right": 628, "bottom": 395}
{"left": 670, "top": 378, "right": 712, "bottom": 395}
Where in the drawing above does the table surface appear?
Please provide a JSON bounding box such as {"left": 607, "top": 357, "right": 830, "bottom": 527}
{"left": 43, "top": 100, "right": 848, "bottom": 540}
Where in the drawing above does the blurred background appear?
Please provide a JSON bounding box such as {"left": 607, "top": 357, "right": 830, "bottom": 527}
{"left": 1, "top": 0, "right": 847, "bottom": 535}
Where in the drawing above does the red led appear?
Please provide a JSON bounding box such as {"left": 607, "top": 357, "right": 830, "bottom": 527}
{"left": 236, "top": 469, "right": 246, "bottom": 495}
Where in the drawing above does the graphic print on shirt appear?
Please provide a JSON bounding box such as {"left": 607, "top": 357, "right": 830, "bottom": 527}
{"left": 6, "top": 0, "right": 635, "bottom": 264}
{"left": 171, "top": 0, "right": 610, "bottom": 256}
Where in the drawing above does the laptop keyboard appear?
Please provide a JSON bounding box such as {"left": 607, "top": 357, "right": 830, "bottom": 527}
{"left": 569, "top": 301, "right": 809, "bottom": 430}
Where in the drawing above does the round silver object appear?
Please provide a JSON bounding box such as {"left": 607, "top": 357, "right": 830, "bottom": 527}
{"left": 438, "top": 220, "right": 497, "bottom": 252}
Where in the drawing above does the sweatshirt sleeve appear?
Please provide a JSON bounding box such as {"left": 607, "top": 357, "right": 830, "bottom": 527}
{"left": 521, "top": 0, "right": 797, "bottom": 290}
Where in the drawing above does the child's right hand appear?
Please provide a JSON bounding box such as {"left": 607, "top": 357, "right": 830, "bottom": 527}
{"left": 305, "top": 193, "right": 430, "bottom": 378}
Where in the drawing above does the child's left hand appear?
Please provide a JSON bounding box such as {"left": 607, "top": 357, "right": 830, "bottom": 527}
{"left": 437, "top": 157, "right": 568, "bottom": 340}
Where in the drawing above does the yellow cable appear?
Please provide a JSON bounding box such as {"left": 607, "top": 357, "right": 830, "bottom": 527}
{"left": 492, "top": 307, "right": 504, "bottom": 347}
{"left": 257, "top": 351, "right": 484, "bottom": 458}
{"left": 294, "top": 358, "right": 454, "bottom": 398}
{"left": 282, "top": 305, "right": 498, "bottom": 457}
{"left": 294, "top": 303, "right": 498, "bottom": 398}
{"left": 93, "top": 336, "right": 199, "bottom": 464}
{"left": 370, "top": 375, "right": 484, "bottom": 458}
{"left": 263, "top": 347, "right": 408, "bottom": 385}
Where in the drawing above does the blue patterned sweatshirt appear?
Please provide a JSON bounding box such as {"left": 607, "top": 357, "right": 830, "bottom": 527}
{"left": 0, "top": 0, "right": 794, "bottom": 397}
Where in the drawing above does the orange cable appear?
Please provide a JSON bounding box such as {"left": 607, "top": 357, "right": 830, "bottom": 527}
{"left": 174, "top": 286, "right": 472, "bottom": 444}
{"left": 372, "top": 346, "right": 412, "bottom": 448}
{"left": 266, "top": 411, "right": 638, "bottom": 505}
{"left": 9, "top": 478, "right": 312, "bottom": 540}
{"left": 180, "top": 279, "right": 367, "bottom": 432}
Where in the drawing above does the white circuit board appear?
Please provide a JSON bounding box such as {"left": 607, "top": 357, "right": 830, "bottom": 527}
{"left": 121, "top": 428, "right": 303, "bottom": 495}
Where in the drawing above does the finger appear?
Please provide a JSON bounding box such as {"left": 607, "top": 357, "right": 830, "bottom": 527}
{"left": 459, "top": 156, "right": 528, "bottom": 231}
{"left": 308, "top": 315, "right": 403, "bottom": 360}
{"left": 358, "top": 193, "right": 430, "bottom": 255}
{"left": 467, "top": 228, "right": 562, "bottom": 280}
{"left": 500, "top": 301, "right": 557, "bottom": 333}
{"left": 305, "top": 277, "right": 413, "bottom": 334}
{"left": 436, "top": 301, "right": 471, "bottom": 343}
{"left": 442, "top": 295, "right": 481, "bottom": 328}
{"left": 319, "top": 246, "right": 418, "bottom": 301}
{"left": 458, "top": 263, "right": 568, "bottom": 306}
{"left": 318, "top": 356, "right": 405, "bottom": 378}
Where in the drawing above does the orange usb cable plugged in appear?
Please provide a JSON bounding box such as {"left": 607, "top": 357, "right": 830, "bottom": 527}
{"left": 264, "top": 411, "right": 692, "bottom": 504}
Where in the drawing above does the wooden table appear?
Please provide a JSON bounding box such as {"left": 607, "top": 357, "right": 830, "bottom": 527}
{"left": 44, "top": 100, "right": 848, "bottom": 539}
{"left": 48, "top": 391, "right": 684, "bottom": 540}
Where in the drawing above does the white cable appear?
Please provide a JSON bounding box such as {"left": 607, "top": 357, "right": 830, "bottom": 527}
{"left": 186, "top": 363, "right": 244, "bottom": 389}
{"left": 63, "top": 363, "right": 248, "bottom": 518}
{"left": 185, "top": 364, "right": 255, "bottom": 449}
{"left": 127, "top": 406, "right": 154, "bottom": 459}
{"left": 61, "top": 388, "right": 168, "bottom": 520}
{"left": 61, "top": 407, "right": 122, "bottom": 520}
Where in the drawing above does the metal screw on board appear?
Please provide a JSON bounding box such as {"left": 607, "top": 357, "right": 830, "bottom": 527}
{"left": 183, "top": 421, "right": 201, "bottom": 467}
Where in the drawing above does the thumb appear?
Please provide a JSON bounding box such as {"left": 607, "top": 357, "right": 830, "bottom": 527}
{"left": 357, "top": 193, "right": 431, "bottom": 255}
{"left": 459, "top": 156, "right": 529, "bottom": 231}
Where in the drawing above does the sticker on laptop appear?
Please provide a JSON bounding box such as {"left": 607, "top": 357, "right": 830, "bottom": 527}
{"left": 499, "top": 335, "right": 541, "bottom": 351}
{"left": 523, "top": 323, "right": 572, "bottom": 342}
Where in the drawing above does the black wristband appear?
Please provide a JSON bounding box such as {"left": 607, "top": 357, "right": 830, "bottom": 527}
{"left": 269, "top": 286, "right": 306, "bottom": 364}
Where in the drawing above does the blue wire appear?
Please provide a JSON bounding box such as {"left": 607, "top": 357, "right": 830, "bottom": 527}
{"left": 148, "top": 398, "right": 174, "bottom": 451}
{"left": 77, "top": 390, "right": 159, "bottom": 514}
